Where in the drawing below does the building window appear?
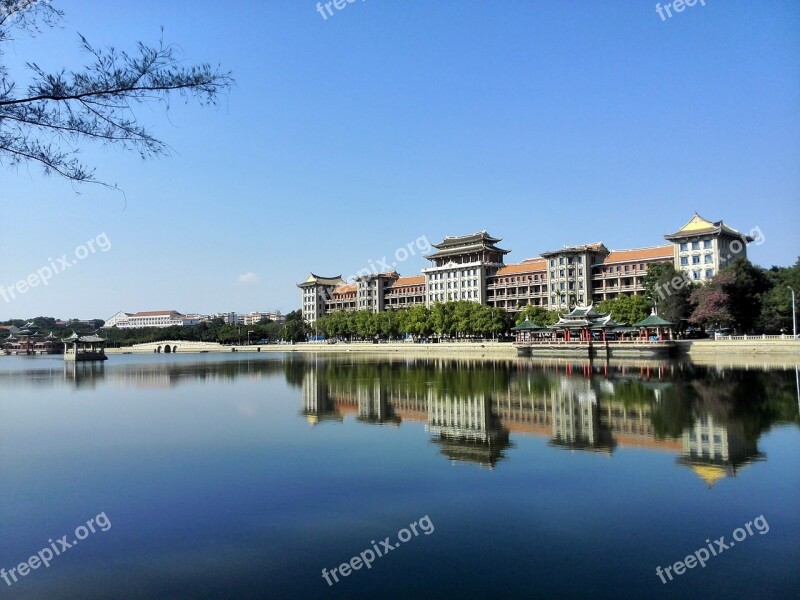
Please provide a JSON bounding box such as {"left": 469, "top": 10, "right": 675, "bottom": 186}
{"left": 577, "top": 256, "right": 583, "bottom": 264}
{"left": 680, "top": 256, "right": 688, "bottom": 266}
{"left": 706, "top": 269, "right": 714, "bottom": 278}
{"left": 704, "top": 240, "right": 712, "bottom": 249}
{"left": 693, "top": 271, "right": 701, "bottom": 280}
{"left": 692, "top": 241, "right": 700, "bottom": 250}
{"left": 624, "top": 265, "right": 630, "bottom": 272}
{"left": 704, "top": 254, "right": 713, "bottom": 263}
{"left": 680, "top": 243, "right": 688, "bottom": 251}
{"left": 692, "top": 255, "right": 700, "bottom": 265}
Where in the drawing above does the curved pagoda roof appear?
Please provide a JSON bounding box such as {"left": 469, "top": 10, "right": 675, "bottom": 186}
{"left": 664, "top": 213, "right": 754, "bottom": 242}
{"left": 552, "top": 304, "right": 620, "bottom": 329}
{"left": 62, "top": 331, "right": 107, "bottom": 343}
{"left": 297, "top": 273, "right": 345, "bottom": 287}
{"left": 425, "top": 230, "right": 510, "bottom": 260}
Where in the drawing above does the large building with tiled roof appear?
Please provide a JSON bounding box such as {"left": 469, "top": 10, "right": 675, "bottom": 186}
{"left": 299, "top": 214, "right": 752, "bottom": 321}
{"left": 102, "top": 310, "right": 199, "bottom": 329}
{"left": 590, "top": 245, "right": 674, "bottom": 304}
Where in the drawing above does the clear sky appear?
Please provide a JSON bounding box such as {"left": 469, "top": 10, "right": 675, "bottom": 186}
{"left": 1, "top": 0, "right": 798, "bottom": 321}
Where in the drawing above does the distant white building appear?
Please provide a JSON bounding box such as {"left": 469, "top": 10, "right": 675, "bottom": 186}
{"left": 103, "top": 310, "right": 199, "bottom": 329}
{"left": 211, "top": 312, "right": 243, "bottom": 325}
{"left": 243, "top": 311, "right": 284, "bottom": 325}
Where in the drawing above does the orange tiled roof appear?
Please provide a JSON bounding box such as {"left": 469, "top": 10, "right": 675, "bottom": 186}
{"left": 332, "top": 283, "right": 357, "bottom": 295}
{"left": 601, "top": 245, "right": 672, "bottom": 265}
{"left": 494, "top": 259, "right": 546, "bottom": 276}
{"left": 389, "top": 275, "right": 425, "bottom": 287}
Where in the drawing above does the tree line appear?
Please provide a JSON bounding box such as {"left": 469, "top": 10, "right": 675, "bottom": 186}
{"left": 313, "top": 302, "right": 511, "bottom": 341}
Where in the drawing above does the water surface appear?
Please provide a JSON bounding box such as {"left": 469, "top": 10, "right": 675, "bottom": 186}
{"left": 1, "top": 353, "right": 798, "bottom": 599}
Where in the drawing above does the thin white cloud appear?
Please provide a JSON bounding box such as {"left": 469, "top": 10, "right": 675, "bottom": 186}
{"left": 237, "top": 272, "right": 258, "bottom": 285}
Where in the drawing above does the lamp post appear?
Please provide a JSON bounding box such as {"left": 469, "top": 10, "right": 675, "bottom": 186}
{"left": 788, "top": 286, "right": 797, "bottom": 339}
{"left": 247, "top": 330, "right": 254, "bottom": 345}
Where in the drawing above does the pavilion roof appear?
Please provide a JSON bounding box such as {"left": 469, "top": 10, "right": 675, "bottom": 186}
{"left": 633, "top": 313, "right": 674, "bottom": 327}
{"left": 62, "top": 331, "right": 106, "bottom": 343}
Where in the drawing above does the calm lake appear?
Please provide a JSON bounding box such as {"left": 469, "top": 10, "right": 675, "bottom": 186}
{"left": 1, "top": 353, "right": 798, "bottom": 599}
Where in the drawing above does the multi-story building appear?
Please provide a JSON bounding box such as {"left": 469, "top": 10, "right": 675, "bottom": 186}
{"left": 242, "top": 311, "right": 284, "bottom": 325}
{"left": 590, "top": 245, "right": 673, "bottom": 304}
{"left": 299, "top": 214, "right": 751, "bottom": 321}
{"left": 102, "top": 310, "right": 200, "bottom": 329}
{"left": 486, "top": 258, "right": 548, "bottom": 312}
{"left": 665, "top": 213, "right": 754, "bottom": 283}
{"left": 422, "top": 231, "right": 509, "bottom": 306}
{"left": 298, "top": 273, "right": 345, "bottom": 324}
{"left": 541, "top": 242, "right": 609, "bottom": 312}
{"left": 384, "top": 275, "right": 426, "bottom": 310}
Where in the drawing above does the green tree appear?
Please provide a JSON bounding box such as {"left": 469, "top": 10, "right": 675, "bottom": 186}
{"left": 597, "top": 295, "right": 650, "bottom": 325}
{"left": 642, "top": 262, "right": 667, "bottom": 303}
{"left": 0, "top": 1, "right": 233, "bottom": 185}
{"left": 759, "top": 259, "right": 800, "bottom": 333}
{"left": 281, "top": 310, "right": 308, "bottom": 343}
{"left": 721, "top": 258, "right": 771, "bottom": 332}
{"left": 516, "top": 305, "right": 559, "bottom": 326}
{"left": 652, "top": 265, "right": 694, "bottom": 329}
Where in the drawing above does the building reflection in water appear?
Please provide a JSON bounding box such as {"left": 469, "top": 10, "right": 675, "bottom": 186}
{"left": 297, "top": 357, "right": 788, "bottom": 480}
{"left": 5, "top": 353, "right": 785, "bottom": 481}
{"left": 677, "top": 411, "right": 765, "bottom": 488}
{"left": 63, "top": 361, "right": 106, "bottom": 388}
{"left": 356, "top": 378, "right": 401, "bottom": 426}
{"left": 301, "top": 366, "right": 343, "bottom": 425}
{"left": 427, "top": 391, "right": 510, "bottom": 468}
{"left": 548, "top": 377, "right": 615, "bottom": 453}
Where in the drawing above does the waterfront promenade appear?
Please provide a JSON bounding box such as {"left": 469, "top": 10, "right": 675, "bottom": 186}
{"left": 103, "top": 338, "right": 800, "bottom": 360}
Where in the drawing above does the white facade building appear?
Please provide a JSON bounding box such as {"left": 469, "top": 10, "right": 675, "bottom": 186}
{"left": 103, "top": 310, "right": 199, "bottom": 329}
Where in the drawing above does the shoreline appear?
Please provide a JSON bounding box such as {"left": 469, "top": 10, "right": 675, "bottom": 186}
{"left": 101, "top": 338, "right": 800, "bottom": 364}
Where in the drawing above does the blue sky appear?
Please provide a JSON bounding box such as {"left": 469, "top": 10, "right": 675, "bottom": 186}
{"left": 1, "top": 0, "right": 798, "bottom": 320}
